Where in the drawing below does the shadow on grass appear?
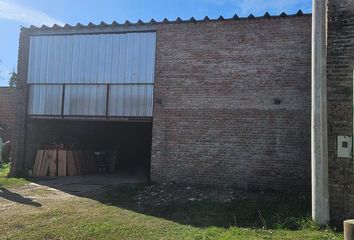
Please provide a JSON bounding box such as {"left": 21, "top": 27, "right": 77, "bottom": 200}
{"left": 99, "top": 184, "right": 315, "bottom": 230}
{"left": 31, "top": 177, "right": 314, "bottom": 230}
{"left": 0, "top": 187, "right": 42, "bottom": 207}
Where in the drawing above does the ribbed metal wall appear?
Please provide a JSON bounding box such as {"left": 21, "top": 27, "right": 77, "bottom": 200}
{"left": 109, "top": 84, "right": 154, "bottom": 117}
{"left": 28, "top": 32, "right": 156, "bottom": 84}
{"left": 64, "top": 85, "right": 107, "bottom": 116}
{"left": 28, "top": 85, "right": 63, "bottom": 115}
{"left": 27, "top": 32, "right": 156, "bottom": 117}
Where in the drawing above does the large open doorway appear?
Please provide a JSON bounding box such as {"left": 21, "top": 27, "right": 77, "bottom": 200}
{"left": 24, "top": 118, "right": 152, "bottom": 179}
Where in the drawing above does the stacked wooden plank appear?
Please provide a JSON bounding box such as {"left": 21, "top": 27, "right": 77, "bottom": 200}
{"left": 32, "top": 149, "right": 97, "bottom": 177}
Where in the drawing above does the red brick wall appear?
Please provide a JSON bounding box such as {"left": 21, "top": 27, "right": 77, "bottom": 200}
{"left": 11, "top": 30, "right": 29, "bottom": 175}
{"left": 13, "top": 16, "right": 312, "bottom": 192}
{"left": 151, "top": 16, "right": 312, "bottom": 191}
{"left": 0, "top": 87, "right": 16, "bottom": 142}
{"left": 327, "top": 0, "right": 354, "bottom": 225}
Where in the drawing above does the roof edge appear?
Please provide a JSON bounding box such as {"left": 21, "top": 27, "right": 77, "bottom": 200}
{"left": 23, "top": 10, "right": 311, "bottom": 31}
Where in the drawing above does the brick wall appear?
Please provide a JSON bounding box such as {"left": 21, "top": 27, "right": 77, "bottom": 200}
{"left": 327, "top": 0, "right": 354, "bottom": 225}
{"left": 11, "top": 30, "right": 29, "bottom": 175}
{"left": 151, "top": 16, "right": 312, "bottom": 192}
{"left": 0, "top": 87, "right": 16, "bottom": 143}
{"left": 12, "top": 16, "right": 312, "bottom": 192}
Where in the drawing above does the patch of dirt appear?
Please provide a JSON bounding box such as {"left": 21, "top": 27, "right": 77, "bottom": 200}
{"left": 133, "top": 182, "right": 243, "bottom": 206}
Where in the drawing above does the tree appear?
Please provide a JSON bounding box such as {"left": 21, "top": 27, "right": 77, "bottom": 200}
{"left": 9, "top": 70, "right": 17, "bottom": 92}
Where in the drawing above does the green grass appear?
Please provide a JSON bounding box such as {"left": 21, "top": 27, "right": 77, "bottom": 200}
{"left": 0, "top": 163, "right": 30, "bottom": 188}
{"left": 0, "top": 167, "right": 343, "bottom": 239}
{"left": 0, "top": 196, "right": 342, "bottom": 240}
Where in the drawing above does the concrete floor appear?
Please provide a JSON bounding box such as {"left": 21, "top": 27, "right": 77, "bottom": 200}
{"left": 34, "top": 174, "right": 147, "bottom": 194}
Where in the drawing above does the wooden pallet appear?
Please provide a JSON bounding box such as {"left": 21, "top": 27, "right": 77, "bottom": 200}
{"left": 32, "top": 149, "right": 96, "bottom": 177}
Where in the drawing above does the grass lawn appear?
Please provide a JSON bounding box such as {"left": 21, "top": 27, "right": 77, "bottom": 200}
{"left": 0, "top": 163, "right": 30, "bottom": 188}
{"left": 0, "top": 164, "right": 343, "bottom": 240}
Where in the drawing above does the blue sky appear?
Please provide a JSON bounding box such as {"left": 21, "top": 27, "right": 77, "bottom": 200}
{"left": 0, "top": 0, "right": 312, "bottom": 86}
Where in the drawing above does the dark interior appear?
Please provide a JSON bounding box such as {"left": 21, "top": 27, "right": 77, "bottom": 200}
{"left": 24, "top": 118, "right": 153, "bottom": 178}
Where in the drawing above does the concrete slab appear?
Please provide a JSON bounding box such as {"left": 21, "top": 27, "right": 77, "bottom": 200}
{"left": 35, "top": 174, "right": 147, "bottom": 194}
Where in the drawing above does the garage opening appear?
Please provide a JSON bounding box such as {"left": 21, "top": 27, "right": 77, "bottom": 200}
{"left": 24, "top": 118, "right": 152, "bottom": 179}
{"left": 23, "top": 31, "right": 157, "bottom": 179}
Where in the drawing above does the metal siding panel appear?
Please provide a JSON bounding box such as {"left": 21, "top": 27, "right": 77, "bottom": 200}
{"left": 132, "top": 33, "right": 140, "bottom": 83}
{"left": 36, "top": 37, "right": 43, "bottom": 83}
{"left": 111, "top": 35, "right": 119, "bottom": 84}
{"left": 27, "top": 32, "right": 156, "bottom": 117}
{"left": 139, "top": 33, "right": 148, "bottom": 84}
{"left": 78, "top": 85, "right": 85, "bottom": 115}
{"left": 84, "top": 35, "right": 93, "bottom": 83}
{"left": 117, "top": 34, "right": 127, "bottom": 83}
{"left": 64, "top": 36, "right": 73, "bottom": 83}
{"left": 98, "top": 85, "right": 107, "bottom": 115}
{"left": 33, "top": 37, "right": 41, "bottom": 83}
{"left": 82, "top": 86, "right": 89, "bottom": 115}
{"left": 39, "top": 36, "right": 47, "bottom": 83}
{"left": 108, "top": 84, "right": 153, "bottom": 117}
{"left": 89, "top": 88, "right": 97, "bottom": 116}
{"left": 28, "top": 38, "right": 35, "bottom": 83}
{"left": 130, "top": 85, "right": 137, "bottom": 116}
{"left": 91, "top": 35, "right": 100, "bottom": 83}
{"left": 46, "top": 36, "right": 55, "bottom": 83}
{"left": 38, "top": 85, "right": 45, "bottom": 114}
{"left": 104, "top": 34, "right": 113, "bottom": 83}
{"left": 34, "top": 85, "right": 40, "bottom": 114}
{"left": 28, "top": 85, "right": 61, "bottom": 115}
{"left": 78, "top": 35, "right": 84, "bottom": 83}
{"left": 52, "top": 36, "right": 60, "bottom": 83}
{"left": 65, "top": 85, "right": 74, "bottom": 115}
{"left": 49, "top": 85, "right": 61, "bottom": 115}
{"left": 125, "top": 34, "right": 134, "bottom": 84}
{"left": 63, "top": 85, "right": 70, "bottom": 115}
{"left": 147, "top": 85, "right": 153, "bottom": 116}
{"left": 72, "top": 36, "right": 80, "bottom": 83}
{"left": 97, "top": 34, "right": 106, "bottom": 83}
{"left": 44, "top": 85, "right": 52, "bottom": 114}
{"left": 28, "top": 37, "right": 34, "bottom": 83}
{"left": 146, "top": 32, "right": 156, "bottom": 84}
{"left": 63, "top": 85, "right": 106, "bottom": 116}
{"left": 58, "top": 36, "right": 66, "bottom": 83}
{"left": 139, "top": 85, "right": 146, "bottom": 116}
{"left": 28, "top": 32, "right": 156, "bottom": 84}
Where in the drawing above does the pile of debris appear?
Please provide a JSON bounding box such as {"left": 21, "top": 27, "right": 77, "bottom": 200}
{"left": 134, "top": 182, "right": 238, "bottom": 206}
{"left": 32, "top": 145, "right": 96, "bottom": 177}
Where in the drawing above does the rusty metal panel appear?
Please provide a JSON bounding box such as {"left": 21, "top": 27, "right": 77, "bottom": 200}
{"left": 109, "top": 84, "right": 153, "bottom": 117}
{"left": 28, "top": 85, "right": 62, "bottom": 115}
{"left": 27, "top": 32, "right": 156, "bottom": 84}
{"left": 63, "top": 85, "right": 107, "bottom": 116}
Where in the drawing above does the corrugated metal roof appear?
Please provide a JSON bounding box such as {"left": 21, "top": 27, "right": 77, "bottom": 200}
{"left": 23, "top": 10, "right": 310, "bottom": 31}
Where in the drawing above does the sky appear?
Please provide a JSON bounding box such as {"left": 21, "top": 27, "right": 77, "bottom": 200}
{"left": 0, "top": 0, "right": 312, "bottom": 86}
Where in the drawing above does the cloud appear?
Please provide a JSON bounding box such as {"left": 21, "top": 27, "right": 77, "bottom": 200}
{"left": 0, "top": 0, "right": 64, "bottom": 26}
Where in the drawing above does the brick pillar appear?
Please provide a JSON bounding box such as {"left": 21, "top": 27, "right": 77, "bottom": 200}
{"left": 327, "top": 0, "right": 354, "bottom": 225}
{"left": 10, "top": 29, "right": 30, "bottom": 176}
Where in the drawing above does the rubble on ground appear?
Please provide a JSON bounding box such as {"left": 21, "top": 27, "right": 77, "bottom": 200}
{"left": 133, "top": 182, "right": 243, "bottom": 206}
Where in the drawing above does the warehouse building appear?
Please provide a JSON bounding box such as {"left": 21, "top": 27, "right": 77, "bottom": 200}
{"left": 10, "top": 0, "right": 354, "bottom": 225}
{"left": 12, "top": 11, "right": 312, "bottom": 189}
